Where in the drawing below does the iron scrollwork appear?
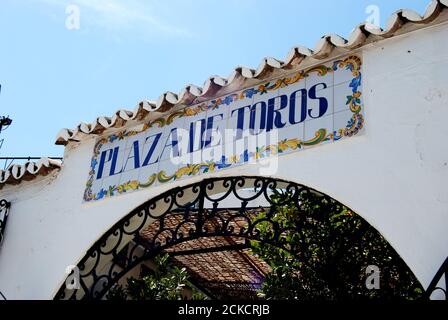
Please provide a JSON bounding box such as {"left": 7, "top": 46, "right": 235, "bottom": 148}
{"left": 0, "top": 199, "right": 11, "bottom": 247}
{"left": 55, "top": 176, "right": 428, "bottom": 301}
{"left": 424, "top": 257, "right": 448, "bottom": 300}
{"left": 56, "top": 176, "right": 338, "bottom": 300}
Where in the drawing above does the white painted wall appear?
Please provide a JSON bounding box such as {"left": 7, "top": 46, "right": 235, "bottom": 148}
{"left": 0, "top": 23, "right": 447, "bottom": 299}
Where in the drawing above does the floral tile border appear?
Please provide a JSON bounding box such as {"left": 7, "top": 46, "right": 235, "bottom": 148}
{"left": 84, "top": 55, "right": 363, "bottom": 202}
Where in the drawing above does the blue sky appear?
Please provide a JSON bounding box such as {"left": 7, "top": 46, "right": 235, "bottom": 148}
{"left": 0, "top": 0, "right": 429, "bottom": 160}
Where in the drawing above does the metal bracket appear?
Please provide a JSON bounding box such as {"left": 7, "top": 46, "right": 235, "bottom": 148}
{"left": 0, "top": 199, "right": 11, "bottom": 247}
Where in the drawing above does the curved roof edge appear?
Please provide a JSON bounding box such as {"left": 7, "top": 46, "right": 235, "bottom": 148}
{"left": 55, "top": 0, "right": 448, "bottom": 146}
{"left": 0, "top": 158, "right": 62, "bottom": 189}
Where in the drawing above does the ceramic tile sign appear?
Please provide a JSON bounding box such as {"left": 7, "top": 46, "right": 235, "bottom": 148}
{"left": 84, "top": 55, "right": 363, "bottom": 202}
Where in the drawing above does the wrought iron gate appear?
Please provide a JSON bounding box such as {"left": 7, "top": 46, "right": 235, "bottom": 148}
{"left": 55, "top": 176, "right": 426, "bottom": 300}
{"left": 56, "top": 176, "right": 344, "bottom": 300}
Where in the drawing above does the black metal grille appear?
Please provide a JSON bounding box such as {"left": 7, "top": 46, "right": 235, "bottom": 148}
{"left": 0, "top": 199, "right": 11, "bottom": 247}
{"left": 424, "top": 257, "right": 448, "bottom": 300}
{"left": 54, "top": 176, "right": 433, "bottom": 300}
{"left": 56, "top": 176, "right": 341, "bottom": 300}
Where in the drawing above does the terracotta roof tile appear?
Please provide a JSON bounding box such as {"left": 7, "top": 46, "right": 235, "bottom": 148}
{"left": 55, "top": 0, "right": 448, "bottom": 146}
{"left": 0, "top": 158, "right": 62, "bottom": 189}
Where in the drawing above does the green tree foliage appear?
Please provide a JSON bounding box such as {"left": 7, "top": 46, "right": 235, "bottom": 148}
{"left": 250, "top": 189, "right": 423, "bottom": 300}
{"left": 106, "top": 254, "right": 205, "bottom": 300}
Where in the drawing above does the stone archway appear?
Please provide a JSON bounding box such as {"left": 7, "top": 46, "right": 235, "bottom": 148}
{"left": 55, "top": 176, "right": 422, "bottom": 300}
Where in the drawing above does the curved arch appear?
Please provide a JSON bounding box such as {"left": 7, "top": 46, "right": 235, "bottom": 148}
{"left": 55, "top": 176, "right": 421, "bottom": 300}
